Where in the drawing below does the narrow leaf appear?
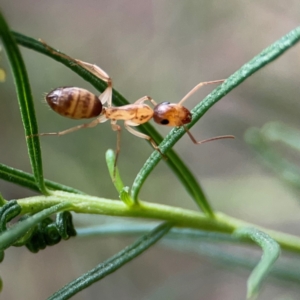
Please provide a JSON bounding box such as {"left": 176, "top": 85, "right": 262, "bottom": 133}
{"left": 0, "top": 163, "right": 84, "bottom": 194}
{"left": 0, "top": 200, "right": 21, "bottom": 233}
{"left": 245, "top": 127, "right": 300, "bottom": 191}
{"left": 48, "top": 222, "right": 172, "bottom": 300}
{"left": 105, "top": 150, "right": 135, "bottom": 206}
{"left": 131, "top": 26, "right": 300, "bottom": 204}
{"left": 76, "top": 223, "right": 238, "bottom": 242}
{"left": 0, "top": 11, "right": 47, "bottom": 194}
{"left": 0, "top": 192, "right": 6, "bottom": 207}
{"left": 105, "top": 149, "right": 125, "bottom": 193}
{"left": 261, "top": 122, "right": 300, "bottom": 152}
{"left": 234, "top": 227, "right": 280, "bottom": 299}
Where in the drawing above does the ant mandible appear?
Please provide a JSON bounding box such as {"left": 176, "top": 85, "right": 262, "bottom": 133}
{"left": 33, "top": 41, "right": 234, "bottom": 170}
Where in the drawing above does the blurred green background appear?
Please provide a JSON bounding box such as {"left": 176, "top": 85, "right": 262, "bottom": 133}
{"left": 1, "top": 1, "right": 300, "bottom": 299}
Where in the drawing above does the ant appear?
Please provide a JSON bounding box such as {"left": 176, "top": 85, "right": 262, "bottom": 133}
{"left": 32, "top": 41, "right": 234, "bottom": 173}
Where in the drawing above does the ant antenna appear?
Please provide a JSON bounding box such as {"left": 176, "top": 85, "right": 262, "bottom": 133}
{"left": 183, "top": 126, "right": 234, "bottom": 144}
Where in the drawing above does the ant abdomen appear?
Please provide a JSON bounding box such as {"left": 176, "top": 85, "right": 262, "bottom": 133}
{"left": 46, "top": 87, "right": 103, "bottom": 119}
{"left": 153, "top": 102, "right": 192, "bottom": 126}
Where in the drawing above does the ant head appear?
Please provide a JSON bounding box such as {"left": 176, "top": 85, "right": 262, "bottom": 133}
{"left": 153, "top": 102, "right": 192, "bottom": 126}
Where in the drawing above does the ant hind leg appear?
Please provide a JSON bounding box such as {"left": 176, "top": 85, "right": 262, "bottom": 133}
{"left": 39, "top": 39, "right": 113, "bottom": 106}
{"left": 28, "top": 115, "right": 107, "bottom": 138}
{"left": 124, "top": 122, "right": 166, "bottom": 158}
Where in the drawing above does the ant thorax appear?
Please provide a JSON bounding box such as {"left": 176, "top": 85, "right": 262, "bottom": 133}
{"left": 153, "top": 102, "right": 192, "bottom": 126}
{"left": 105, "top": 104, "right": 154, "bottom": 125}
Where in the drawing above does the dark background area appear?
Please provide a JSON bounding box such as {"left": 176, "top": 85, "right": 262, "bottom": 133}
{"left": 0, "top": 1, "right": 300, "bottom": 299}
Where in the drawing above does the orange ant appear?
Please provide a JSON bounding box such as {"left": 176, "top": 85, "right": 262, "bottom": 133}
{"left": 32, "top": 42, "right": 234, "bottom": 172}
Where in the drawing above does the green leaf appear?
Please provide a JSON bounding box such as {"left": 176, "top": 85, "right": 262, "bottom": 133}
{"left": 192, "top": 244, "right": 300, "bottom": 285}
{"left": 48, "top": 222, "right": 172, "bottom": 300}
{"left": 260, "top": 122, "right": 300, "bottom": 152}
{"left": 0, "top": 200, "right": 21, "bottom": 233}
{"left": 105, "top": 149, "right": 125, "bottom": 193}
{"left": 234, "top": 227, "right": 280, "bottom": 299}
{"left": 131, "top": 26, "right": 300, "bottom": 205}
{"left": 0, "top": 193, "right": 6, "bottom": 207}
{"left": 105, "top": 150, "right": 135, "bottom": 206}
{"left": 119, "top": 187, "right": 135, "bottom": 206}
{"left": 0, "top": 202, "right": 72, "bottom": 250}
{"left": 245, "top": 127, "right": 300, "bottom": 191}
{"left": 0, "top": 163, "right": 84, "bottom": 194}
{"left": 13, "top": 31, "right": 213, "bottom": 216}
{"left": 0, "top": 11, "right": 47, "bottom": 194}
{"left": 76, "top": 223, "right": 240, "bottom": 244}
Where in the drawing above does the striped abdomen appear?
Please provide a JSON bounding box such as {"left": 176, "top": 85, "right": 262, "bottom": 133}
{"left": 46, "top": 87, "right": 103, "bottom": 119}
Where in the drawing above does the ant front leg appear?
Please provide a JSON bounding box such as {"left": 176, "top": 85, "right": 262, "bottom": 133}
{"left": 183, "top": 126, "right": 235, "bottom": 145}
{"left": 178, "top": 79, "right": 225, "bottom": 105}
{"left": 133, "top": 95, "right": 157, "bottom": 106}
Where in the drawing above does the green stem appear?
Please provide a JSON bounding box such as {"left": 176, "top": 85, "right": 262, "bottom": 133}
{"left": 16, "top": 191, "right": 300, "bottom": 253}
{"left": 17, "top": 191, "right": 229, "bottom": 232}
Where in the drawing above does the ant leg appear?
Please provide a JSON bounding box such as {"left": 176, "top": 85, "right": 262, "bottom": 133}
{"left": 28, "top": 115, "right": 107, "bottom": 138}
{"left": 39, "top": 39, "right": 111, "bottom": 83}
{"left": 183, "top": 126, "right": 234, "bottom": 144}
{"left": 39, "top": 39, "right": 76, "bottom": 62}
{"left": 110, "top": 120, "right": 122, "bottom": 177}
{"left": 74, "top": 60, "right": 113, "bottom": 106}
{"left": 124, "top": 122, "right": 165, "bottom": 158}
{"left": 178, "top": 79, "right": 225, "bottom": 106}
{"left": 73, "top": 60, "right": 111, "bottom": 84}
{"left": 133, "top": 96, "right": 157, "bottom": 106}
{"left": 39, "top": 39, "right": 113, "bottom": 106}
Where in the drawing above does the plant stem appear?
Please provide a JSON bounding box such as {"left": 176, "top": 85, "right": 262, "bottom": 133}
{"left": 16, "top": 191, "right": 300, "bottom": 253}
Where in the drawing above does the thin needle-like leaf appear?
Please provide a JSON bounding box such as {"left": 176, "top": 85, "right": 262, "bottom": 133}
{"left": 105, "top": 149, "right": 125, "bottom": 193}
{"left": 234, "top": 227, "right": 280, "bottom": 299}
{"left": 0, "top": 11, "right": 48, "bottom": 194}
{"left": 0, "top": 193, "right": 6, "bottom": 207}
{"left": 0, "top": 163, "right": 84, "bottom": 194}
{"left": 48, "top": 222, "right": 172, "bottom": 300}
{"left": 131, "top": 26, "right": 300, "bottom": 203}
{"left": 245, "top": 127, "right": 300, "bottom": 191}
{"left": 261, "top": 122, "right": 300, "bottom": 152}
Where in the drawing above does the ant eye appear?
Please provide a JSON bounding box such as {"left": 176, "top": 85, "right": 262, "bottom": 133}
{"left": 161, "top": 101, "right": 170, "bottom": 105}
{"left": 160, "top": 119, "right": 169, "bottom": 125}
